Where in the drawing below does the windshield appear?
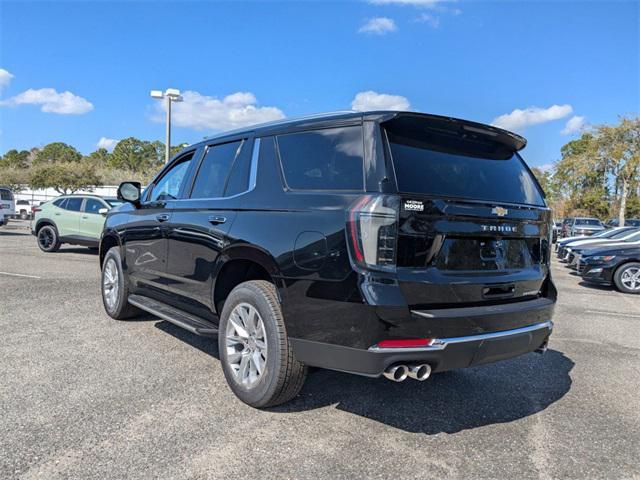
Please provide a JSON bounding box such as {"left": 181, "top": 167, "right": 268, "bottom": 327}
{"left": 386, "top": 131, "right": 545, "bottom": 206}
{"left": 575, "top": 218, "right": 602, "bottom": 226}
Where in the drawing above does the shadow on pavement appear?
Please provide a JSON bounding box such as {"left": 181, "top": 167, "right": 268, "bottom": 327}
{"left": 154, "top": 319, "right": 574, "bottom": 435}
{"left": 577, "top": 281, "right": 613, "bottom": 292}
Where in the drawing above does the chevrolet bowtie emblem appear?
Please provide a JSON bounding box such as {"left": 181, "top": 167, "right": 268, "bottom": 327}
{"left": 491, "top": 206, "right": 508, "bottom": 217}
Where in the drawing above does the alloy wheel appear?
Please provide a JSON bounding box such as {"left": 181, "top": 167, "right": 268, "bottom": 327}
{"left": 38, "top": 228, "right": 54, "bottom": 250}
{"left": 102, "top": 258, "right": 120, "bottom": 310}
{"left": 225, "top": 302, "right": 268, "bottom": 387}
{"left": 620, "top": 267, "right": 640, "bottom": 291}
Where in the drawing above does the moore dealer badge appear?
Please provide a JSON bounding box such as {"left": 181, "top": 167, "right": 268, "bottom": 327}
{"left": 404, "top": 200, "right": 424, "bottom": 212}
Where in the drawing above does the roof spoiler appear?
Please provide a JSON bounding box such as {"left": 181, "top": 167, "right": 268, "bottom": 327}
{"left": 376, "top": 111, "right": 527, "bottom": 152}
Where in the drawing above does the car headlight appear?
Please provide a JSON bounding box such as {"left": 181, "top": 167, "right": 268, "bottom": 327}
{"left": 567, "top": 248, "right": 572, "bottom": 252}
{"left": 588, "top": 255, "right": 616, "bottom": 262}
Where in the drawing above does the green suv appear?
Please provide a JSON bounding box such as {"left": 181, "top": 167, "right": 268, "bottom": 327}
{"left": 31, "top": 195, "right": 122, "bottom": 252}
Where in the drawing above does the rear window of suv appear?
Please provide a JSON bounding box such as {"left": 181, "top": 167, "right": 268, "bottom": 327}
{"left": 276, "top": 126, "right": 364, "bottom": 191}
{"left": 386, "top": 130, "right": 545, "bottom": 206}
{"left": 1, "top": 189, "right": 13, "bottom": 200}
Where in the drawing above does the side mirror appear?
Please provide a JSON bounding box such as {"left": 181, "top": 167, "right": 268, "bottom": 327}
{"left": 98, "top": 207, "right": 109, "bottom": 216}
{"left": 117, "top": 181, "right": 141, "bottom": 206}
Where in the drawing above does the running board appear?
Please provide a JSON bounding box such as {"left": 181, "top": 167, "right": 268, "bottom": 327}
{"left": 128, "top": 294, "right": 219, "bottom": 337}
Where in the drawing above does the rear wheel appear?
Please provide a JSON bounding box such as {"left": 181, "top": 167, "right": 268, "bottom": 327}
{"left": 101, "top": 247, "right": 141, "bottom": 319}
{"left": 37, "top": 225, "right": 61, "bottom": 253}
{"left": 218, "top": 280, "right": 307, "bottom": 408}
{"left": 613, "top": 262, "right": 640, "bottom": 294}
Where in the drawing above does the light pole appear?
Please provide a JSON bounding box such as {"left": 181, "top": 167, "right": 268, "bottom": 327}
{"left": 150, "top": 88, "right": 183, "bottom": 164}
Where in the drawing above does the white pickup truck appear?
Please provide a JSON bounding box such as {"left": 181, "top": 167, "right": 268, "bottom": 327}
{"left": 15, "top": 199, "right": 32, "bottom": 219}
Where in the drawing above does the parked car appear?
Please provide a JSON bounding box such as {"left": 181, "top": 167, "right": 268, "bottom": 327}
{"left": 99, "top": 111, "right": 556, "bottom": 408}
{"left": 579, "top": 245, "right": 640, "bottom": 293}
{"left": 556, "top": 227, "right": 638, "bottom": 260}
{"left": 31, "top": 201, "right": 46, "bottom": 218}
{"left": 31, "top": 195, "right": 123, "bottom": 252}
{"left": 15, "top": 199, "right": 32, "bottom": 219}
{"left": 565, "top": 229, "right": 640, "bottom": 267}
{"left": 567, "top": 217, "right": 605, "bottom": 237}
{"left": 605, "top": 218, "right": 640, "bottom": 227}
{"left": 0, "top": 187, "right": 15, "bottom": 226}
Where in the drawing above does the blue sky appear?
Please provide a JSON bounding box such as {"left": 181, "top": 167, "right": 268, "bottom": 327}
{"left": 1, "top": 0, "right": 638, "bottom": 170}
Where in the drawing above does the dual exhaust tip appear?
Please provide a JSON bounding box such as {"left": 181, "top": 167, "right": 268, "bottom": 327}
{"left": 383, "top": 363, "right": 432, "bottom": 382}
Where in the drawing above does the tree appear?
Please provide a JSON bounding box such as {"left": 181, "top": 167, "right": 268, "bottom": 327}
{"left": 109, "top": 137, "right": 162, "bottom": 172}
{"left": 33, "top": 142, "right": 82, "bottom": 165}
{"left": 0, "top": 149, "right": 30, "bottom": 169}
{"left": 84, "top": 148, "right": 110, "bottom": 167}
{"left": 595, "top": 118, "right": 640, "bottom": 226}
{"left": 0, "top": 167, "right": 28, "bottom": 192}
{"left": 29, "top": 162, "right": 102, "bottom": 194}
{"left": 531, "top": 167, "right": 556, "bottom": 201}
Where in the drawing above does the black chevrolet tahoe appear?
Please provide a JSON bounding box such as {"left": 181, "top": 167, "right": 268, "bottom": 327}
{"left": 100, "top": 111, "right": 556, "bottom": 408}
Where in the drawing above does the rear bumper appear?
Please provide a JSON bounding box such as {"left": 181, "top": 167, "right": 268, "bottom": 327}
{"left": 291, "top": 320, "right": 553, "bottom": 377}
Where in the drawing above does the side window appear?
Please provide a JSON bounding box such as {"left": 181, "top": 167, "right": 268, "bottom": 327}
{"left": 84, "top": 198, "right": 104, "bottom": 214}
{"left": 191, "top": 141, "right": 243, "bottom": 199}
{"left": 0, "top": 189, "right": 13, "bottom": 200}
{"left": 149, "top": 153, "right": 194, "bottom": 202}
{"left": 224, "top": 140, "right": 254, "bottom": 197}
{"left": 53, "top": 198, "right": 67, "bottom": 209}
{"left": 65, "top": 197, "right": 83, "bottom": 212}
{"left": 276, "top": 126, "right": 364, "bottom": 191}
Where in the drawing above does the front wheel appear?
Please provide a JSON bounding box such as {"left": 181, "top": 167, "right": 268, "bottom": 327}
{"left": 101, "top": 247, "right": 141, "bottom": 319}
{"left": 613, "top": 262, "right": 640, "bottom": 294}
{"left": 218, "top": 280, "right": 307, "bottom": 408}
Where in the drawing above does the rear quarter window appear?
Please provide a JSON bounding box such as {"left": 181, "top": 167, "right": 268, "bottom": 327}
{"left": 276, "top": 126, "right": 364, "bottom": 191}
{"left": 53, "top": 198, "right": 67, "bottom": 208}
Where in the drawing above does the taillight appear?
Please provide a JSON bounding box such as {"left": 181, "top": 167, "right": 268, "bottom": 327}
{"left": 346, "top": 195, "right": 400, "bottom": 271}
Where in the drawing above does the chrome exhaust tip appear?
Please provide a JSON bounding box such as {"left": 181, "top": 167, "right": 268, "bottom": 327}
{"left": 383, "top": 364, "right": 409, "bottom": 382}
{"left": 407, "top": 363, "right": 432, "bottom": 381}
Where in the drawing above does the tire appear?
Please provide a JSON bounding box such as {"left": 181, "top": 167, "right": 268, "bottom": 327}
{"left": 37, "top": 224, "right": 61, "bottom": 253}
{"left": 613, "top": 262, "right": 640, "bottom": 294}
{"left": 218, "top": 280, "right": 307, "bottom": 408}
{"left": 101, "top": 246, "right": 141, "bottom": 319}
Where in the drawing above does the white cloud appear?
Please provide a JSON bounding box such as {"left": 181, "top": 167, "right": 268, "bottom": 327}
{"left": 491, "top": 104, "right": 573, "bottom": 132}
{"left": 0, "top": 69, "right": 14, "bottom": 92}
{"left": 351, "top": 90, "right": 411, "bottom": 111}
{"left": 358, "top": 17, "right": 397, "bottom": 35}
{"left": 97, "top": 137, "right": 118, "bottom": 151}
{"left": 561, "top": 115, "right": 586, "bottom": 135}
{"left": 413, "top": 13, "right": 440, "bottom": 27}
{"left": 369, "top": 0, "right": 451, "bottom": 6}
{"left": 1, "top": 88, "right": 93, "bottom": 114}
{"left": 537, "top": 163, "right": 554, "bottom": 173}
{"left": 154, "top": 91, "right": 285, "bottom": 131}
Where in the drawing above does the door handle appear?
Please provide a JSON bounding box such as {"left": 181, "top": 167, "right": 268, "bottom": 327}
{"left": 82, "top": 215, "right": 88, "bottom": 219}
{"left": 156, "top": 214, "right": 170, "bottom": 222}
{"left": 208, "top": 215, "right": 227, "bottom": 225}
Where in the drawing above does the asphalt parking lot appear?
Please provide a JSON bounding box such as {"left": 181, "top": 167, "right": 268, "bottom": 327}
{"left": 1, "top": 220, "right": 639, "bottom": 479}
